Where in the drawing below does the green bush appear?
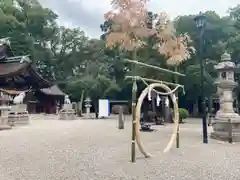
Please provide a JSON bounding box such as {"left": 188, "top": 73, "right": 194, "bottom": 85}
{"left": 179, "top": 108, "right": 189, "bottom": 123}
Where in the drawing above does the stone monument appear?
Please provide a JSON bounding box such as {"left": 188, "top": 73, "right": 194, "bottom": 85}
{"left": 8, "top": 92, "right": 29, "bottom": 125}
{"left": 118, "top": 106, "right": 124, "bottom": 129}
{"left": 211, "top": 52, "right": 240, "bottom": 141}
{"left": 58, "top": 95, "right": 76, "bottom": 120}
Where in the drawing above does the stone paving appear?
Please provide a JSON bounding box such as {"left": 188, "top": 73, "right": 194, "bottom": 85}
{"left": 0, "top": 115, "right": 240, "bottom": 180}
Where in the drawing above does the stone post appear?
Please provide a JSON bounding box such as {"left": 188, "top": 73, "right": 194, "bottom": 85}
{"left": 118, "top": 106, "right": 124, "bottom": 129}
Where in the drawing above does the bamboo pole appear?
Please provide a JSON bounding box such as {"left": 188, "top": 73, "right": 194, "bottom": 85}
{"left": 124, "top": 59, "right": 185, "bottom": 77}
{"left": 131, "top": 50, "right": 137, "bottom": 163}
{"left": 125, "top": 76, "right": 184, "bottom": 88}
{"left": 174, "top": 66, "right": 180, "bottom": 148}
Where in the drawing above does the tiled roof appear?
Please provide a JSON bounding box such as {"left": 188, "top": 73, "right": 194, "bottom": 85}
{"left": 40, "top": 85, "right": 65, "bottom": 96}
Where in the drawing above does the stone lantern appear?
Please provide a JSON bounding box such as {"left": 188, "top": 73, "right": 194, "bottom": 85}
{"left": 84, "top": 97, "right": 92, "bottom": 118}
{"left": 211, "top": 52, "right": 240, "bottom": 141}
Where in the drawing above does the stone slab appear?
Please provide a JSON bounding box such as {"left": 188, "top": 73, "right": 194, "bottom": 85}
{"left": 58, "top": 109, "right": 76, "bottom": 120}
{"left": 211, "top": 131, "right": 240, "bottom": 142}
{"left": 211, "top": 120, "right": 240, "bottom": 142}
{"left": 62, "top": 104, "right": 72, "bottom": 110}
{"left": 0, "top": 125, "right": 12, "bottom": 130}
{"left": 8, "top": 111, "right": 30, "bottom": 126}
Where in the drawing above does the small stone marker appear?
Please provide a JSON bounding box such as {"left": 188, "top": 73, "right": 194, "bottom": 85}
{"left": 118, "top": 106, "right": 124, "bottom": 129}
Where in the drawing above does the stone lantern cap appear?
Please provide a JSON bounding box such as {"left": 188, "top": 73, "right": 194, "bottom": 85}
{"left": 221, "top": 52, "right": 231, "bottom": 61}
{"left": 84, "top": 97, "right": 92, "bottom": 107}
{"left": 214, "top": 52, "right": 235, "bottom": 71}
{"left": 84, "top": 97, "right": 91, "bottom": 103}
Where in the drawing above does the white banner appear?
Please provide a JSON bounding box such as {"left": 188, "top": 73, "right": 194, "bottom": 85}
{"left": 98, "top": 99, "right": 110, "bottom": 118}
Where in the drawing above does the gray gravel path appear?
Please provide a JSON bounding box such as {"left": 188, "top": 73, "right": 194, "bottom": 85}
{"left": 0, "top": 116, "right": 240, "bottom": 180}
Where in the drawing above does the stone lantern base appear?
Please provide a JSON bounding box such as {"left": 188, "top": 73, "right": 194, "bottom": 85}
{"left": 211, "top": 112, "right": 240, "bottom": 142}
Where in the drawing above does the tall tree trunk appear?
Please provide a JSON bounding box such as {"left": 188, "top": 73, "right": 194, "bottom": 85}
{"left": 93, "top": 98, "right": 99, "bottom": 119}
{"left": 77, "top": 91, "right": 84, "bottom": 117}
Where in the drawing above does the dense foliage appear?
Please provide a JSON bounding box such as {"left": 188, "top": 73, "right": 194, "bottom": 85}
{"left": 0, "top": 0, "right": 240, "bottom": 115}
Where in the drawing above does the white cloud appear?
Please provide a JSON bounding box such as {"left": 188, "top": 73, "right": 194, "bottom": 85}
{"left": 81, "top": 0, "right": 111, "bottom": 11}
{"left": 148, "top": 0, "right": 238, "bottom": 17}
{"left": 39, "top": 0, "right": 239, "bottom": 38}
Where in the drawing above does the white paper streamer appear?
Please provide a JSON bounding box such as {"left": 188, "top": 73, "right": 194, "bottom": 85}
{"left": 172, "top": 94, "right": 176, "bottom": 103}
{"left": 165, "top": 97, "right": 169, "bottom": 107}
{"left": 156, "top": 95, "right": 161, "bottom": 107}
{"left": 13, "top": 92, "right": 26, "bottom": 104}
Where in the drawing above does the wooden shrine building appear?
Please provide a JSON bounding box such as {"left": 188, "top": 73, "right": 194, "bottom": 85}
{"left": 27, "top": 85, "right": 65, "bottom": 114}
{"left": 0, "top": 37, "right": 65, "bottom": 114}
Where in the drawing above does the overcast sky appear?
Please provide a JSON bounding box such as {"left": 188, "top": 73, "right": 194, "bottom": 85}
{"left": 38, "top": 0, "right": 239, "bottom": 38}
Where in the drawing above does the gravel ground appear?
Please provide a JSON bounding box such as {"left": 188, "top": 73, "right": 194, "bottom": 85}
{"left": 0, "top": 115, "right": 240, "bottom": 180}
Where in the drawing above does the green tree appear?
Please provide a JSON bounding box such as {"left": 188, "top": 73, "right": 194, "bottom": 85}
{"left": 174, "top": 11, "right": 235, "bottom": 114}
{"left": 227, "top": 5, "right": 240, "bottom": 63}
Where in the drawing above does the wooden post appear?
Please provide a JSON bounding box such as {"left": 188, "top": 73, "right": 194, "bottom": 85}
{"left": 118, "top": 106, "right": 124, "bottom": 129}
{"left": 228, "top": 118, "right": 233, "bottom": 143}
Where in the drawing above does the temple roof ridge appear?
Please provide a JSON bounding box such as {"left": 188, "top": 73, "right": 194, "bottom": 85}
{"left": 0, "top": 37, "right": 11, "bottom": 46}
{"left": 3, "top": 55, "right": 32, "bottom": 63}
